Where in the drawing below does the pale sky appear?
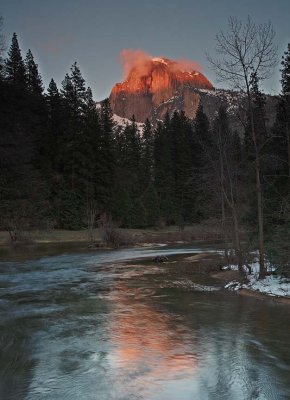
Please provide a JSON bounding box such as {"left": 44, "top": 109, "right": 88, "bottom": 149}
{"left": 1, "top": 0, "right": 290, "bottom": 99}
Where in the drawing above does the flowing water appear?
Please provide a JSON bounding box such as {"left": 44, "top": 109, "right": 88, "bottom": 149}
{"left": 1, "top": 245, "right": 290, "bottom": 400}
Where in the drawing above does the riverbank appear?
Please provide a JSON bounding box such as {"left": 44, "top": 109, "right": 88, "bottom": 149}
{"left": 0, "top": 225, "right": 223, "bottom": 261}
{"left": 239, "top": 288, "right": 290, "bottom": 305}
{"left": 0, "top": 224, "right": 222, "bottom": 247}
{"left": 0, "top": 229, "right": 100, "bottom": 246}
{"left": 214, "top": 271, "right": 290, "bottom": 305}
{"left": 138, "top": 252, "right": 290, "bottom": 305}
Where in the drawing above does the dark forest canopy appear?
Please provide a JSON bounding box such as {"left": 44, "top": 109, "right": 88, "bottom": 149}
{"left": 0, "top": 30, "right": 290, "bottom": 269}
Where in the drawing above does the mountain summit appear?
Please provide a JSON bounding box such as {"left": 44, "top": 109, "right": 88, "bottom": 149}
{"left": 109, "top": 56, "right": 213, "bottom": 122}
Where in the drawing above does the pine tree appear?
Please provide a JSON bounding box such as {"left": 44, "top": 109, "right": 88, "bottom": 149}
{"left": 170, "top": 111, "right": 195, "bottom": 223}
{"left": 25, "top": 49, "right": 43, "bottom": 95}
{"left": 194, "top": 103, "right": 212, "bottom": 169}
{"left": 193, "top": 103, "right": 213, "bottom": 219}
{"left": 5, "top": 33, "right": 26, "bottom": 87}
{"left": 275, "top": 43, "right": 290, "bottom": 177}
{"left": 265, "top": 43, "right": 290, "bottom": 270}
{"left": 0, "top": 33, "right": 50, "bottom": 231}
{"left": 141, "top": 119, "right": 154, "bottom": 186}
{"left": 98, "top": 98, "right": 116, "bottom": 210}
{"left": 276, "top": 43, "right": 290, "bottom": 178}
{"left": 56, "top": 63, "right": 91, "bottom": 227}
{"left": 140, "top": 119, "right": 160, "bottom": 225}
{"left": 122, "top": 116, "right": 141, "bottom": 174}
{"left": 82, "top": 86, "right": 101, "bottom": 202}
{"left": 70, "top": 61, "right": 86, "bottom": 114}
{"left": 0, "top": 16, "right": 5, "bottom": 80}
{"left": 195, "top": 103, "right": 209, "bottom": 137}
{"left": 113, "top": 116, "right": 144, "bottom": 227}
{"left": 281, "top": 43, "right": 290, "bottom": 96}
{"left": 245, "top": 74, "right": 268, "bottom": 158}
{"left": 111, "top": 186, "right": 132, "bottom": 227}
{"left": 60, "top": 63, "right": 87, "bottom": 189}
{"left": 46, "top": 79, "right": 62, "bottom": 171}
{"left": 61, "top": 62, "right": 86, "bottom": 116}
{"left": 142, "top": 183, "right": 160, "bottom": 227}
{"left": 153, "top": 115, "right": 175, "bottom": 224}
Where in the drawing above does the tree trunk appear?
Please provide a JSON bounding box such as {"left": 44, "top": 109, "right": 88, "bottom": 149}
{"left": 220, "top": 160, "right": 229, "bottom": 264}
{"left": 232, "top": 208, "right": 243, "bottom": 272}
{"left": 255, "top": 156, "right": 266, "bottom": 278}
{"left": 286, "top": 123, "right": 290, "bottom": 178}
{"left": 248, "top": 94, "right": 266, "bottom": 279}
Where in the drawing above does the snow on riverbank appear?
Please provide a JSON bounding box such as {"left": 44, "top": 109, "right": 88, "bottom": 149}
{"left": 245, "top": 274, "right": 290, "bottom": 297}
{"left": 224, "top": 261, "right": 290, "bottom": 298}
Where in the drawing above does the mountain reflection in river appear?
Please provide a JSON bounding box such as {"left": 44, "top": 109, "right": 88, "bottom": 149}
{"left": 1, "top": 246, "right": 290, "bottom": 400}
{"left": 107, "top": 283, "right": 198, "bottom": 384}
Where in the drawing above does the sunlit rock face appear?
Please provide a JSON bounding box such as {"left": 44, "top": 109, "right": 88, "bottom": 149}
{"left": 109, "top": 57, "right": 213, "bottom": 123}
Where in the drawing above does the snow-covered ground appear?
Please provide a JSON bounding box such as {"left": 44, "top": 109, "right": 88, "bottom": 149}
{"left": 224, "top": 260, "right": 290, "bottom": 298}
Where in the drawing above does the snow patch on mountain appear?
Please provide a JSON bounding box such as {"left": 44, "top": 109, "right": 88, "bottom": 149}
{"left": 199, "top": 88, "right": 247, "bottom": 116}
{"left": 152, "top": 57, "right": 168, "bottom": 65}
{"left": 113, "top": 114, "right": 144, "bottom": 133}
{"left": 95, "top": 102, "right": 144, "bottom": 133}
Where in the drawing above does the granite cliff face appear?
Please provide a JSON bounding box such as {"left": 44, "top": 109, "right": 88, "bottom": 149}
{"left": 108, "top": 56, "right": 277, "bottom": 132}
{"left": 109, "top": 57, "right": 213, "bottom": 122}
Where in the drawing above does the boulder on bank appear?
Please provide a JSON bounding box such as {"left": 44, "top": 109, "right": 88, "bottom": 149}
{"left": 153, "top": 255, "right": 168, "bottom": 263}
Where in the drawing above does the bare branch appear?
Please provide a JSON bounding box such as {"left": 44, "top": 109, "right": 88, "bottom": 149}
{"left": 208, "top": 16, "right": 278, "bottom": 91}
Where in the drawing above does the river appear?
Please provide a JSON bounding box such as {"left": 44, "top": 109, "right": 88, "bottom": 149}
{"left": 1, "top": 245, "right": 290, "bottom": 400}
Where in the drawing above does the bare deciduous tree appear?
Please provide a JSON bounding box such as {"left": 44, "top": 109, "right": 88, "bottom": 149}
{"left": 198, "top": 107, "right": 244, "bottom": 271}
{"left": 208, "top": 16, "right": 278, "bottom": 279}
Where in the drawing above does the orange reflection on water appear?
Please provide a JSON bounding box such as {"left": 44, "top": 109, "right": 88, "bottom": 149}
{"left": 107, "top": 283, "right": 197, "bottom": 381}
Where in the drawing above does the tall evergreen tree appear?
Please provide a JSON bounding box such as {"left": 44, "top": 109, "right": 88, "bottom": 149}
{"left": 193, "top": 103, "right": 213, "bottom": 219}
{"left": 112, "top": 116, "right": 144, "bottom": 227}
{"left": 154, "top": 114, "right": 175, "bottom": 224}
{"left": 61, "top": 62, "right": 86, "bottom": 117}
{"left": 121, "top": 116, "right": 141, "bottom": 174}
{"left": 139, "top": 119, "right": 160, "bottom": 226}
{"left": 141, "top": 119, "right": 154, "bottom": 186}
{"left": 60, "top": 63, "right": 87, "bottom": 189}
{"left": 0, "top": 16, "right": 5, "bottom": 80}
{"left": 244, "top": 74, "right": 268, "bottom": 162}
{"left": 281, "top": 43, "right": 290, "bottom": 95}
{"left": 55, "top": 62, "right": 91, "bottom": 228}
{"left": 25, "top": 49, "right": 43, "bottom": 95}
{"left": 98, "top": 98, "right": 116, "bottom": 210}
{"left": 170, "top": 111, "right": 195, "bottom": 223}
{"left": 265, "top": 43, "right": 290, "bottom": 270}
{"left": 82, "top": 86, "right": 101, "bottom": 202}
{"left": 274, "top": 43, "right": 290, "bottom": 177}
{"left": 276, "top": 43, "right": 290, "bottom": 179}
{"left": 5, "top": 33, "right": 26, "bottom": 87}
{"left": 46, "top": 79, "right": 62, "bottom": 172}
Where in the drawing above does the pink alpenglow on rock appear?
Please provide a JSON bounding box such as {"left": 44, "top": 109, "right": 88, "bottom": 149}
{"left": 109, "top": 50, "right": 214, "bottom": 123}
